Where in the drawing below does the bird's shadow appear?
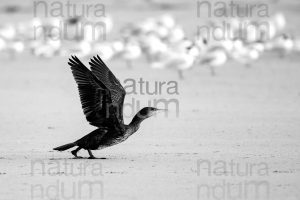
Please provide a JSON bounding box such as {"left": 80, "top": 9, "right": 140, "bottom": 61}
{"left": 49, "top": 157, "right": 108, "bottom": 160}
{"left": 73, "top": 157, "right": 108, "bottom": 160}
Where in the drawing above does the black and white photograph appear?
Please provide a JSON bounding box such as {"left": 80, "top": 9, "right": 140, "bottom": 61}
{"left": 0, "top": 0, "right": 299, "bottom": 199}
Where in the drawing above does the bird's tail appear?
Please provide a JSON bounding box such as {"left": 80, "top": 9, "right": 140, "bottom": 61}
{"left": 53, "top": 143, "right": 76, "bottom": 151}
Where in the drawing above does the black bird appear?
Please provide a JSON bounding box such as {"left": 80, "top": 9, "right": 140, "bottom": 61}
{"left": 53, "top": 55, "right": 165, "bottom": 159}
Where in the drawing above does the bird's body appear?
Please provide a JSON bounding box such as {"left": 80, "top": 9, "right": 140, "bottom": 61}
{"left": 121, "top": 40, "right": 142, "bottom": 68}
{"left": 0, "top": 24, "right": 17, "bottom": 40}
{"left": 199, "top": 47, "right": 228, "bottom": 76}
{"left": 265, "top": 34, "right": 294, "bottom": 57}
{"left": 75, "top": 124, "right": 138, "bottom": 151}
{"left": 150, "top": 46, "right": 198, "bottom": 79}
{"left": 31, "top": 39, "right": 61, "bottom": 58}
{"left": 149, "top": 39, "right": 200, "bottom": 79}
{"left": 92, "top": 42, "right": 115, "bottom": 61}
{"left": 54, "top": 55, "right": 163, "bottom": 158}
{"left": 230, "top": 40, "right": 262, "bottom": 67}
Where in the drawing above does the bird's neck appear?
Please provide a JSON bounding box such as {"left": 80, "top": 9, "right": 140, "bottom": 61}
{"left": 127, "top": 113, "right": 146, "bottom": 133}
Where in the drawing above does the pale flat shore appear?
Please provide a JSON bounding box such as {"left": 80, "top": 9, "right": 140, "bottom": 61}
{"left": 0, "top": 52, "right": 299, "bottom": 200}
{"left": 0, "top": 0, "right": 300, "bottom": 200}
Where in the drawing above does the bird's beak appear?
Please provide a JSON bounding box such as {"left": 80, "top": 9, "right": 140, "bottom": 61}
{"left": 157, "top": 109, "right": 168, "bottom": 113}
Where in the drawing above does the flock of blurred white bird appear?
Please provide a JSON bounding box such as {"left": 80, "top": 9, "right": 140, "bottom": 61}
{"left": 0, "top": 12, "right": 300, "bottom": 78}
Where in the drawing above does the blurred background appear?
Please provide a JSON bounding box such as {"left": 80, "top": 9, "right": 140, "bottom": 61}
{"left": 0, "top": 0, "right": 299, "bottom": 200}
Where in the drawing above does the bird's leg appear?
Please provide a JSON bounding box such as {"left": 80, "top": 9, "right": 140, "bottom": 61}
{"left": 178, "top": 70, "right": 184, "bottom": 80}
{"left": 71, "top": 147, "right": 82, "bottom": 158}
{"left": 88, "top": 150, "right": 96, "bottom": 159}
{"left": 209, "top": 65, "right": 216, "bottom": 76}
{"left": 9, "top": 50, "right": 16, "bottom": 60}
{"left": 280, "top": 50, "right": 288, "bottom": 58}
{"left": 245, "top": 63, "right": 252, "bottom": 68}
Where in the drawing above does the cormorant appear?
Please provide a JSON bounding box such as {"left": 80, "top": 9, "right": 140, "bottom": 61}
{"left": 53, "top": 55, "right": 165, "bottom": 159}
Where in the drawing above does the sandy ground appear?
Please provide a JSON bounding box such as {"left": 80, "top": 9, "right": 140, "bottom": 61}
{"left": 0, "top": 0, "right": 300, "bottom": 200}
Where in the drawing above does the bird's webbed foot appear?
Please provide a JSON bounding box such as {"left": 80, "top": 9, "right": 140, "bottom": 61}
{"left": 87, "top": 150, "right": 96, "bottom": 159}
{"left": 71, "top": 147, "right": 82, "bottom": 158}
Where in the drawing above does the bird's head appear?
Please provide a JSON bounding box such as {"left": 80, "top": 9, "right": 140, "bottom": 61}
{"left": 137, "top": 107, "right": 166, "bottom": 119}
{"left": 129, "top": 107, "right": 167, "bottom": 130}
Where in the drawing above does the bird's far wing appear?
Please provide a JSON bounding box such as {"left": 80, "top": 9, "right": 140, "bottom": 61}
{"left": 68, "top": 55, "right": 112, "bottom": 127}
{"left": 89, "top": 55, "right": 126, "bottom": 123}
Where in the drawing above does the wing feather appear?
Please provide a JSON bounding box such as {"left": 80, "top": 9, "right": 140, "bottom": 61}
{"left": 89, "top": 55, "right": 126, "bottom": 123}
{"left": 68, "top": 55, "right": 113, "bottom": 127}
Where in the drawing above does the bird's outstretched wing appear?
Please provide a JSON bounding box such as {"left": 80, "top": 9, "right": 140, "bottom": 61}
{"left": 89, "top": 55, "right": 126, "bottom": 123}
{"left": 68, "top": 55, "right": 114, "bottom": 127}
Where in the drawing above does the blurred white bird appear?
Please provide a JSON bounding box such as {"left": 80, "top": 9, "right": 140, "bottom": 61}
{"left": 293, "top": 38, "right": 300, "bottom": 52}
{"left": 0, "top": 37, "right": 24, "bottom": 59}
{"left": 75, "top": 41, "right": 92, "bottom": 58}
{"left": 138, "top": 17, "right": 157, "bottom": 34}
{"left": 156, "top": 25, "right": 170, "bottom": 39}
{"left": 91, "top": 40, "right": 127, "bottom": 62}
{"left": 243, "top": 22, "right": 260, "bottom": 43}
{"left": 140, "top": 33, "right": 168, "bottom": 62}
{"left": 265, "top": 34, "right": 294, "bottom": 56}
{"left": 167, "top": 25, "right": 185, "bottom": 44}
{"left": 198, "top": 46, "right": 228, "bottom": 76}
{"left": 16, "top": 18, "right": 44, "bottom": 40}
{"left": 228, "top": 18, "right": 241, "bottom": 39}
{"left": 31, "top": 39, "right": 61, "bottom": 58}
{"left": 10, "top": 40, "right": 25, "bottom": 54}
{"left": 258, "top": 20, "right": 277, "bottom": 42}
{"left": 150, "top": 40, "right": 200, "bottom": 79}
{"left": 121, "top": 40, "right": 142, "bottom": 68}
{"left": 230, "top": 40, "right": 262, "bottom": 67}
{"left": 111, "top": 40, "right": 125, "bottom": 55}
{"left": 258, "top": 12, "right": 286, "bottom": 42}
{"left": 158, "top": 14, "right": 176, "bottom": 29}
{"left": 272, "top": 12, "right": 286, "bottom": 32}
{"left": 59, "top": 40, "right": 91, "bottom": 58}
{"left": 92, "top": 42, "right": 115, "bottom": 61}
{"left": 194, "top": 36, "right": 208, "bottom": 53}
{"left": 0, "top": 24, "right": 17, "bottom": 40}
{"left": 0, "top": 37, "right": 7, "bottom": 51}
